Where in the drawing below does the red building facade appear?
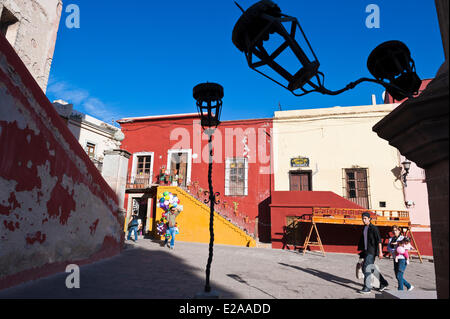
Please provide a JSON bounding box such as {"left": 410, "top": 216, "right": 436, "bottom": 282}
{"left": 118, "top": 114, "right": 273, "bottom": 242}
{"left": 119, "top": 111, "right": 433, "bottom": 257}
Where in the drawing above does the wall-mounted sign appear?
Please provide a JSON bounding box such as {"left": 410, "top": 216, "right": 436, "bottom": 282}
{"left": 291, "top": 157, "right": 310, "bottom": 168}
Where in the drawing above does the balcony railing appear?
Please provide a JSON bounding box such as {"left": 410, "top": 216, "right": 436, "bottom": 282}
{"left": 296, "top": 207, "right": 411, "bottom": 226}
{"left": 126, "top": 174, "right": 152, "bottom": 189}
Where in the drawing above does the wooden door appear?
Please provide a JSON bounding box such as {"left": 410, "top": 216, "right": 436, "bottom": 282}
{"left": 170, "top": 152, "right": 188, "bottom": 187}
{"left": 289, "top": 172, "right": 311, "bottom": 191}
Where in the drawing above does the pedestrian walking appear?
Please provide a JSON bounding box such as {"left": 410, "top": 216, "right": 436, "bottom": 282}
{"left": 358, "top": 212, "right": 389, "bottom": 294}
{"left": 388, "top": 226, "right": 414, "bottom": 291}
{"left": 127, "top": 214, "right": 139, "bottom": 242}
{"left": 164, "top": 206, "right": 182, "bottom": 250}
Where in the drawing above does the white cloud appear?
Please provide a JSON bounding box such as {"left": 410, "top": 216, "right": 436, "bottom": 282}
{"left": 46, "top": 81, "right": 122, "bottom": 125}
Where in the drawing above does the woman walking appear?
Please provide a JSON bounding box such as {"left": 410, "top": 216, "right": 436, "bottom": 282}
{"left": 388, "top": 226, "right": 414, "bottom": 291}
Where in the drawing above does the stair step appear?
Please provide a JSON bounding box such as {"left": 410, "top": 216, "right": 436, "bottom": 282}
{"left": 158, "top": 186, "right": 256, "bottom": 247}
{"left": 182, "top": 188, "right": 253, "bottom": 237}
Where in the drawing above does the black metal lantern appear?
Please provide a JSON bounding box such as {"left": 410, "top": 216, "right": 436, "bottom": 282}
{"left": 367, "top": 41, "right": 421, "bottom": 101}
{"left": 232, "top": 0, "right": 321, "bottom": 95}
{"left": 193, "top": 82, "right": 224, "bottom": 130}
{"left": 193, "top": 82, "right": 223, "bottom": 296}
{"left": 401, "top": 160, "right": 412, "bottom": 187}
{"left": 232, "top": 1, "right": 421, "bottom": 99}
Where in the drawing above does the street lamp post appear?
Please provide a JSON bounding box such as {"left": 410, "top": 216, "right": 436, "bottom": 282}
{"left": 232, "top": 0, "right": 421, "bottom": 100}
{"left": 193, "top": 82, "right": 224, "bottom": 297}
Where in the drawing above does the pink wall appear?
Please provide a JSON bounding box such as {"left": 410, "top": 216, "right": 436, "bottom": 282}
{"left": 0, "top": 35, "right": 124, "bottom": 290}
{"left": 384, "top": 82, "right": 434, "bottom": 256}
{"left": 400, "top": 156, "right": 433, "bottom": 256}
{"left": 400, "top": 156, "right": 431, "bottom": 227}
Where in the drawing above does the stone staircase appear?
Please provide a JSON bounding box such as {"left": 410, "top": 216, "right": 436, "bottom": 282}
{"left": 156, "top": 186, "right": 256, "bottom": 248}
{"left": 180, "top": 184, "right": 257, "bottom": 237}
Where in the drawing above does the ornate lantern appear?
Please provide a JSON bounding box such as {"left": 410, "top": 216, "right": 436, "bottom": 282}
{"left": 193, "top": 82, "right": 224, "bottom": 130}
{"left": 367, "top": 41, "right": 421, "bottom": 101}
{"left": 232, "top": 0, "right": 320, "bottom": 95}
{"left": 401, "top": 160, "right": 412, "bottom": 187}
{"left": 233, "top": 1, "right": 421, "bottom": 99}
{"left": 193, "top": 82, "right": 224, "bottom": 296}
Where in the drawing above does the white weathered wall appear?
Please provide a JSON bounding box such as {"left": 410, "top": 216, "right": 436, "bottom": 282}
{"left": 67, "top": 116, "right": 122, "bottom": 165}
{"left": 0, "top": 0, "right": 62, "bottom": 92}
{"left": 102, "top": 150, "right": 131, "bottom": 210}
{"left": 0, "top": 32, "right": 124, "bottom": 291}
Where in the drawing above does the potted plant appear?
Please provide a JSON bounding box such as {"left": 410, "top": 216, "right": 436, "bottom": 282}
{"left": 233, "top": 202, "right": 239, "bottom": 216}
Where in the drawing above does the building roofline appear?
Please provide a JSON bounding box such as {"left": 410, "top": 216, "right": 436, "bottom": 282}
{"left": 117, "top": 113, "right": 272, "bottom": 124}
{"left": 274, "top": 103, "right": 400, "bottom": 120}
{"left": 220, "top": 117, "right": 272, "bottom": 124}
{"left": 117, "top": 113, "right": 200, "bottom": 123}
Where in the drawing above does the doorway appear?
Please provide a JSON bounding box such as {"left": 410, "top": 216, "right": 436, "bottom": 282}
{"left": 289, "top": 171, "right": 312, "bottom": 191}
{"left": 128, "top": 196, "right": 152, "bottom": 235}
{"left": 137, "top": 199, "right": 148, "bottom": 236}
{"left": 167, "top": 149, "right": 192, "bottom": 187}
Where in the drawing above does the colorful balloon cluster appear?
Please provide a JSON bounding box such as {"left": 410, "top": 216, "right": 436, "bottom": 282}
{"left": 158, "top": 191, "right": 180, "bottom": 212}
{"left": 156, "top": 220, "right": 168, "bottom": 236}
{"left": 156, "top": 191, "right": 181, "bottom": 237}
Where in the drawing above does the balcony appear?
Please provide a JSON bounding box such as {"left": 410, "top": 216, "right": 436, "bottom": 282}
{"left": 126, "top": 173, "right": 153, "bottom": 190}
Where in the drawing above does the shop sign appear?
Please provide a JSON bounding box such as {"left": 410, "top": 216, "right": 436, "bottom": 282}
{"left": 291, "top": 157, "right": 310, "bottom": 168}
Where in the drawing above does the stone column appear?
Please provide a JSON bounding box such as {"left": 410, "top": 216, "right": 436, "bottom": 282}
{"left": 373, "top": 1, "right": 449, "bottom": 299}
{"left": 102, "top": 149, "right": 131, "bottom": 210}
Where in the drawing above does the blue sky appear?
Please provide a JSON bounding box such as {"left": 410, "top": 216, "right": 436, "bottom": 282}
{"left": 46, "top": 0, "right": 444, "bottom": 125}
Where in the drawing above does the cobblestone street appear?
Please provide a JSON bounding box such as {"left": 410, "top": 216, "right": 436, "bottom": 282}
{"left": 0, "top": 239, "right": 436, "bottom": 299}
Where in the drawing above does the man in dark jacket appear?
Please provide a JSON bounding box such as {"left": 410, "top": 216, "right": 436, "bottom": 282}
{"left": 358, "top": 212, "right": 389, "bottom": 294}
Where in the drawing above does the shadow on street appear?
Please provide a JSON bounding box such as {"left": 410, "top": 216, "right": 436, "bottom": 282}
{"left": 278, "top": 262, "right": 362, "bottom": 292}
{"left": 0, "top": 243, "right": 239, "bottom": 299}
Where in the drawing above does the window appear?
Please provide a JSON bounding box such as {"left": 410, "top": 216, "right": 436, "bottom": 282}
{"left": 225, "top": 157, "right": 248, "bottom": 196}
{"left": 0, "top": 7, "right": 19, "bottom": 45}
{"left": 128, "top": 153, "right": 154, "bottom": 189}
{"left": 137, "top": 156, "right": 152, "bottom": 175}
{"left": 85, "top": 142, "right": 96, "bottom": 158}
{"left": 344, "top": 168, "right": 370, "bottom": 209}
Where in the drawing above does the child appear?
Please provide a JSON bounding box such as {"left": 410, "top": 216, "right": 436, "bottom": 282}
{"left": 394, "top": 237, "right": 414, "bottom": 291}
{"left": 395, "top": 238, "right": 411, "bottom": 264}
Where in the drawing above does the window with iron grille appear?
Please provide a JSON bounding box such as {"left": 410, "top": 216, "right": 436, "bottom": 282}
{"left": 344, "top": 168, "right": 370, "bottom": 209}
{"left": 225, "top": 157, "right": 248, "bottom": 196}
